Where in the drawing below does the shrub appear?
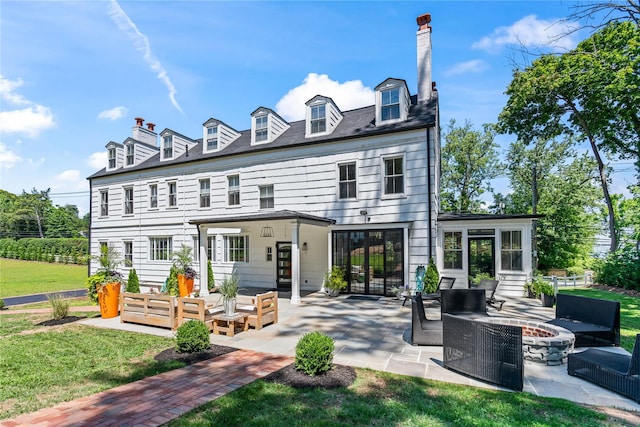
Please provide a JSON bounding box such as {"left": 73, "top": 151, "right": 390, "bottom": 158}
{"left": 48, "top": 294, "right": 70, "bottom": 320}
{"left": 207, "top": 260, "right": 215, "bottom": 291}
{"left": 175, "top": 320, "right": 211, "bottom": 353}
{"left": 424, "top": 258, "right": 439, "bottom": 293}
{"left": 295, "top": 331, "right": 334, "bottom": 376}
{"left": 0, "top": 299, "right": 5, "bottom": 309}
{"left": 86, "top": 271, "right": 107, "bottom": 304}
{"left": 164, "top": 266, "right": 179, "bottom": 296}
{"left": 594, "top": 246, "right": 640, "bottom": 290}
{"left": 126, "top": 268, "right": 140, "bottom": 293}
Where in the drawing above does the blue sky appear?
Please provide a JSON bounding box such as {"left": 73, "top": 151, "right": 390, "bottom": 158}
{"left": 0, "top": 1, "right": 635, "bottom": 216}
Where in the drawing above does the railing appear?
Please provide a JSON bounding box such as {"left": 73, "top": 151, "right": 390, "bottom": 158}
{"left": 536, "top": 272, "right": 594, "bottom": 294}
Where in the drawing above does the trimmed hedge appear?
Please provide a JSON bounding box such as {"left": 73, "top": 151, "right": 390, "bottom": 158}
{"left": 0, "top": 238, "right": 88, "bottom": 265}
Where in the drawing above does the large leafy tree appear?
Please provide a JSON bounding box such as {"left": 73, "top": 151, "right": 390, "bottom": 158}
{"left": 498, "top": 20, "right": 640, "bottom": 252}
{"left": 440, "top": 119, "right": 501, "bottom": 213}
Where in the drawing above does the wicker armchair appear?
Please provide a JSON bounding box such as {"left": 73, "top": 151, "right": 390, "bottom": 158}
{"left": 568, "top": 334, "right": 640, "bottom": 402}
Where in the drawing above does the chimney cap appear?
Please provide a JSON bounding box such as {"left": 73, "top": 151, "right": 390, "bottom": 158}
{"left": 417, "top": 13, "right": 431, "bottom": 30}
{"left": 135, "top": 117, "right": 144, "bottom": 126}
{"left": 147, "top": 122, "right": 156, "bottom": 131}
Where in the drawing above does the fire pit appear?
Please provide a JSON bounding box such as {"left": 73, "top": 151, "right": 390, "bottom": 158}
{"left": 478, "top": 318, "right": 575, "bottom": 365}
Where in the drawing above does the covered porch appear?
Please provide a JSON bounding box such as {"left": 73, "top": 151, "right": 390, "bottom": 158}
{"left": 190, "top": 210, "right": 335, "bottom": 304}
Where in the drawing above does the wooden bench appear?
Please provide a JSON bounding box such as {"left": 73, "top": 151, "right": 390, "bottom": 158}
{"left": 547, "top": 293, "right": 620, "bottom": 347}
{"left": 120, "top": 293, "right": 177, "bottom": 329}
{"left": 237, "top": 291, "right": 278, "bottom": 330}
{"left": 177, "top": 297, "right": 223, "bottom": 331}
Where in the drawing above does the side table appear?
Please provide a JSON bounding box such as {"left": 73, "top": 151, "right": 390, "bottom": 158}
{"left": 212, "top": 312, "right": 249, "bottom": 337}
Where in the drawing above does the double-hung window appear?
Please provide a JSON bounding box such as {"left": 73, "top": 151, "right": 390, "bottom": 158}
{"left": 381, "top": 88, "right": 400, "bottom": 121}
{"left": 100, "top": 190, "right": 109, "bottom": 216}
{"left": 259, "top": 185, "right": 274, "bottom": 209}
{"left": 383, "top": 156, "right": 404, "bottom": 195}
{"left": 338, "top": 162, "right": 357, "bottom": 199}
{"left": 149, "top": 184, "right": 158, "bottom": 208}
{"left": 168, "top": 182, "right": 177, "bottom": 207}
{"left": 126, "top": 145, "right": 134, "bottom": 166}
{"left": 200, "top": 179, "right": 210, "bottom": 208}
{"left": 206, "top": 126, "right": 218, "bottom": 151}
{"left": 108, "top": 147, "right": 116, "bottom": 169}
{"left": 443, "top": 231, "right": 463, "bottom": 269}
{"left": 224, "top": 235, "right": 248, "bottom": 262}
{"left": 228, "top": 175, "right": 240, "bottom": 206}
{"left": 255, "top": 116, "right": 268, "bottom": 142}
{"left": 310, "top": 105, "right": 326, "bottom": 134}
{"left": 163, "top": 136, "right": 173, "bottom": 158}
{"left": 124, "top": 187, "right": 134, "bottom": 215}
{"left": 150, "top": 237, "right": 172, "bottom": 261}
{"left": 501, "top": 230, "right": 523, "bottom": 271}
{"left": 124, "top": 241, "right": 133, "bottom": 264}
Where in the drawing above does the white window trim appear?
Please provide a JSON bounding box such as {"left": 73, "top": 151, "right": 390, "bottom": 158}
{"left": 148, "top": 183, "right": 158, "bottom": 210}
{"left": 162, "top": 135, "right": 173, "bottom": 160}
{"left": 123, "top": 186, "right": 134, "bottom": 216}
{"left": 125, "top": 144, "right": 135, "bottom": 166}
{"left": 149, "top": 236, "right": 173, "bottom": 261}
{"left": 205, "top": 126, "right": 219, "bottom": 152}
{"left": 375, "top": 82, "right": 408, "bottom": 126}
{"left": 380, "top": 155, "right": 406, "bottom": 199}
{"left": 199, "top": 178, "right": 211, "bottom": 208}
{"left": 253, "top": 115, "right": 269, "bottom": 144}
{"left": 99, "top": 189, "right": 109, "bottom": 217}
{"left": 224, "top": 235, "right": 249, "bottom": 263}
{"left": 443, "top": 231, "right": 464, "bottom": 270}
{"left": 336, "top": 161, "right": 358, "bottom": 201}
{"left": 259, "top": 184, "right": 275, "bottom": 210}
{"left": 167, "top": 181, "right": 178, "bottom": 209}
{"left": 124, "top": 240, "right": 133, "bottom": 265}
{"left": 107, "top": 147, "right": 117, "bottom": 170}
{"left": 500, "top": 229, "right": 524, "bottom": 272}
{"left": 227, "top": 174, "right": 241, "bottom": 208}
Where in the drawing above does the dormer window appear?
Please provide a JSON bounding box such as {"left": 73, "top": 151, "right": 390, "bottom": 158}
{"left": 310, "top": 105, "right": 326, "bottom": 134}
{"left": 206, "top": 126, "right": 218, "bottom": 150}
{"left": 255, "top": 116, "right": 268, "bottom": 142}
{"left": 381, "top": 88, "right": 400, "bottom": 121}
{"left": 125, "top": 145, "right": 134, "bottom": 166}
{"left": 375, "top": 79, "right": 410, "bottom": 125}
{"left": 162, "top": 135, "right": 173, "bottom": 159}
{"left": 108, "top": 147, "right": 116, "bottom": 169}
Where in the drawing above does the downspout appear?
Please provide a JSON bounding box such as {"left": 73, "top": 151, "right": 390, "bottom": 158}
{"left": 426, "top": 126, "right": 432, "bottom": 261}
{"left": 87, "top": 179, "right": 93, "bottom": 278}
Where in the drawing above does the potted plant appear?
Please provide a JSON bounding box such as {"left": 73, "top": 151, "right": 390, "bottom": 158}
{"left": 90, "top": 245, "right": 126, "bottom": 318}
{"left": 538, "top": 281, "right": 555, "bottom": 307}
{"left": 324, "top": 266, "right": 347, "bottom": 297}
{"left": 172, "top": 244, "right": 198, "bottom": 297}
{"left": 523, "top": 280, "right": 537, "bottom": 298}
{"left": 219, "top": 275, "right": 239, "bottom": 315}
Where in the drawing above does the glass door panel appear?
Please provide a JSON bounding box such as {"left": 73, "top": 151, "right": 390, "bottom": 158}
{"left": 276, "top": 242, "right": 291, "bottom": 290}
{"left": 468, "top": 237, "right": 495, "bottom": 284}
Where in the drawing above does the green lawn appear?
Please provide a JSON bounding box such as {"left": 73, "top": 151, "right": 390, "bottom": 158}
{"left": 559, "top": 287, "right": 640, "bottom": 352}
{"left": 0, "top": 259, "right": 88, "bottom": 298}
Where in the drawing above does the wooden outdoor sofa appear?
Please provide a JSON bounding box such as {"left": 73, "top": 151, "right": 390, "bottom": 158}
{"left": 120, "top": 292, "right": 178, "bottom": 329}
{"left": 237, "top": 291, "right": 278, "bottom": 330}
{"left": 547, "top": 293, "right": 620, "bottom": 347}
{"left": 568, "top": 334, "right": 640, "bottom": 402}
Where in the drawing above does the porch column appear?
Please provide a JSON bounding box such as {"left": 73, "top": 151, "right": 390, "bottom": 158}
{"left": 198, "top": 225, "right": 209, "bottom": 296}
{"left": 290, "top": 221, "right": 301, "bottom": 304}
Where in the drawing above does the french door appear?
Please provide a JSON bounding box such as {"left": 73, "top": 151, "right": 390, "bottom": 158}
{"left": 276, "top": 242, "right": 292, "bottom": 290}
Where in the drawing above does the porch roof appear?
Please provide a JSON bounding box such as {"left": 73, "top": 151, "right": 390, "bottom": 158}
{"left": 438, "top": 212, "right": 544, "bottom": 222}
{"left": 189, "top": 209, "right": 336, "bottom": 227}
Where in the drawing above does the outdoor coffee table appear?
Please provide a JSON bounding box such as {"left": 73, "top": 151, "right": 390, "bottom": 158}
{"left": 212, "top": 312, "right": 249, "bottom": 337}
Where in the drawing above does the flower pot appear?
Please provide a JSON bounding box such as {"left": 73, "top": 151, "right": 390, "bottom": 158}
{"left": 223, "top": 297, "right": 237, "bottom": 316}
{"left": 98, "top": 282, "right": 121, "bottom": 319}
{"left": 178, "top": 274, "right": 194, "bottom": 297}
{"left": 541, "top": 293, "right": 555, "bottom": 307}
{"left": 327, "top": 288, "right": 340, "bottom": 297}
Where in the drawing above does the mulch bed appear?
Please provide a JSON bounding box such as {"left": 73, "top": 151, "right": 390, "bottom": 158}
{"left": 588, "top": 284, "right": 640, "bottom": 298}
{"left": 37, "top": 316, "right": 87, "bottom": 326}
{"left": 154, "top": 345, "right": 237, "bottom": 365}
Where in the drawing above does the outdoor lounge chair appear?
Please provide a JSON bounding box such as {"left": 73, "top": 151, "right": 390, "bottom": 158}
{"left": 417, "top": 276, "right": 456, "bottom": 305}
{"left": 568, "top": 334, "right": 640, "bottom": 403}
{"left": 475, "top": 279, "right": 505, "bottom": 311}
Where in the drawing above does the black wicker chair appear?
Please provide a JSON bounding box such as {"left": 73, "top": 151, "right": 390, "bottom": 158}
{"left": 443, "top": 313, "right": 523, "bottom": 391}
{"left": 410, "top": 293, "right": 443, "bottom": 345}
{"left": 568, "top": 334, "right": 640, "bottom": 403}
{"left": 474, "top": 279, "right": 505, "bottom": 311}
{"left": 420, "top": 276, "right": 456, "bottom": 304}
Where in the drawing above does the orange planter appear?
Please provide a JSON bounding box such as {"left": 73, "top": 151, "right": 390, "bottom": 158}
{"left": 178, "top": 274, "right": 195, "bottom": 297}
{"left": 98, "top": 282, "right": 121, "bottom": 319}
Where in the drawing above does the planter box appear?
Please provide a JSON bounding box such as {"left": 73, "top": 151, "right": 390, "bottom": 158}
{"left": 120, "top": 292, "right": 177, "bottom": 329}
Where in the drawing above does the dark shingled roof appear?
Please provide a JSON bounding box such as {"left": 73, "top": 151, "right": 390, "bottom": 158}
{"left": 438, "top": 212, "right": 544, "bottom": 221}
{"left": 189, "top": 210, "right": 336, "bottom": 226}
{"left": 88, "top": 95, "right": 437, "bottom": 180}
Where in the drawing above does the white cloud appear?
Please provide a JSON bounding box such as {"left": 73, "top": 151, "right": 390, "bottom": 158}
{"left": 98, "top": 106, "right": 128, "bottom": 120}
{"left": 88, "top": 151, "right": 107, "bottom": 169}
{"left": 276, "top": 73, "right": 374, "bottom": 122}
{"left": 55, "top": 169, "right": 81, "bottom": 182}
{"left": 472, "top": 15, "right": 580, "bottom": 53}
{"left": 108, "top": 0, "right": 183, "bottom": 114}
{"left": 0, "top": 142, "right": 23, "bottom": 169}
{"left": 444, "top": 60, "right": 489, "bottom": 76}
{"left": 0, "top": 75, "right": 56, "bottom": 138}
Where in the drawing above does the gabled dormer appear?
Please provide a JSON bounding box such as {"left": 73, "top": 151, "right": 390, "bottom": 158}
{"left": 159, "top": 129, "right": 197, "bottom": 162}
{"left": 375, "top": 78, "right": 410, "bottom": 126}
{"left": 122, "top": 137, "right": 159, "bottom": 168}
{"left": 105, "top": 141, "right": 124, "bottom": 171}
{"left": 250, "top": 107, "right": 290, "bottom": 145}
{"left": 202, "top": 118, "right": 240, "bottom": 154}
{"left": 304, "top": 95, "right": 343, "bottom": 138}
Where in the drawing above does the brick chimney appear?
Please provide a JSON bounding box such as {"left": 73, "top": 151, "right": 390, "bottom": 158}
{"left": 416, "top": 13, "right": 433, "bottom": 103}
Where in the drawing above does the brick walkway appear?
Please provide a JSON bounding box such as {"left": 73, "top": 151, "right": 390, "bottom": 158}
{"left": 0, "top": 349, "right": 292, "bottom": 427}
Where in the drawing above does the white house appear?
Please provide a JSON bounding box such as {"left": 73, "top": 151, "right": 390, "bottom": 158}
{"left": 88, "top": 13, "right": 538, "bottom": 302}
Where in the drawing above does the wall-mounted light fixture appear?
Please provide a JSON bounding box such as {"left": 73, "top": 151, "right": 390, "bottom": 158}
{"left": 302, "top": 242, "right": 308, "bottom": 251}
{"left": 260, "top": 226, "right": 274, "bottom": 238}
{"left": 360, "top": 210, "right": 370, "bottom": 223}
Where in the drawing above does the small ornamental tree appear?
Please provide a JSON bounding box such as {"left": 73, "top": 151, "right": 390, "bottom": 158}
{"left": 207, "top": 260, "right": 215, "bottom": 291}
{"left": 424, "top": 258, "right": 440, "bottom": 293}
{"left": 126, "top": 268, "right": 140, "bottom": 293}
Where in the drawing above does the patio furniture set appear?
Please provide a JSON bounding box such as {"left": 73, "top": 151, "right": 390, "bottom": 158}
{"left": 411, "top": 287, "right": 638, "bottom": 402}
{"left": 119, "top": 290, "right": 278, "bottom": 337}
